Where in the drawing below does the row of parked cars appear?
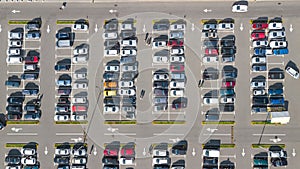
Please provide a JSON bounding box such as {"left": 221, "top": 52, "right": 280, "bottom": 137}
{"left": 102, "top": 18, "right": 137, "bottom": 120}
{"left": 54, "top": 22, "right": 89, "bottom": 122}
{"left": 54, "top": 143, "right": 88, "bottom": 169}
{"left": 5, "top": 145, "right": 39, "bottom": 169}
{"left": 253, "top": 147, "right": 288, "bottom": 168}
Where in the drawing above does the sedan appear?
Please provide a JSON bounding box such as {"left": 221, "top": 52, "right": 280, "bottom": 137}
{"left": 253, "top": 40, "right": 268, "bottom": 47}
{"left": 205, "top": 48, "right": 218, "bottom": 55}
{"left": 119, "top": 89, "right": 136, "bottom": 96}
{"left": 269, "top": 31, "right": 285, "bottom": 39}
{"left": 221, "top": 81, "right": 236, "bottom": 88}
{"left": 170, "top": 64, "right": 184, "bottom": 72}
{"left": 121, "top": 48, "right": 137, "bottom": 56}
{"left": 153, "top": 55, "right": 169, "bottom": 63}
{"left": 104, "top": 105, "right": 120, "bottom": 113}
{"left": 21, "top": 157, "right": 36, "bottom": 165}
{"left": 54, "top": 115, "right": 69, "bottom": 121}
{"left": 203, "top": 55, "right": 219, "bottom": 63}
{"left": 268, "top": 22, "right": 283, "bottom": 30}
{"left": 153, "top": 41, "right": 167, "bottom": 48}
{"left": 73, "top": 82, "right": 88, "bottom": 89}
{"left": 252, "top": 22, "right": 268, "bottom": 30}
{"left": 252, "top": 64, "right": 267, "bottom": 72}
{"left": 253, "top": 89, "right": 266, "bottom": 96}
{"left": 73, "top": 23, "right": 88, "bottom": 31}
{"left": 153, "top": 73, "right": 169, "bottom": 81}
{"left": 167, "top": 39, "right": 184, "bottom": 47}
{"left": 119, "top": 81, "right": 134, "bottom": 88}
{"left": 218, "top": 23, "right": 234, "bottom": 30}
{"left": 170, "top": 23, "right": 185, "bottom": 31}
{"left": 220, "top": 96, "right": 235, "bottom": 103}
{"left": 74, "top": 46, "right": 88, "bottom": 55}
{"left": 251, "top": 31, "right": 266, "bottom": 40}
{"left": 269, "top": 41, "right": 287, "bottom": 48}
{"left": 170, "top": 55, "right": 185, "bottom": 63}
{"left": 9, "top": 40, "right": 22, "bottom": 47}
{"left": 251, "top": 56, "right": 266, "bottom": 64}
{"left": 105, "top": 65, "right": 119, "bottom": 72}
{"left": 102, "top": 32, "right": 118, "bottom": 40}
{"left": 170, "top": 47, "right": 184, "bottom": 55}
{"left": 170, "top": 89, "right": 184, "bottom": 97}
{"left": 221, "top": 47, "right": 236, "bottom": 55}
{"left": 71, "top": 157, "right": 87, "bottom": 165}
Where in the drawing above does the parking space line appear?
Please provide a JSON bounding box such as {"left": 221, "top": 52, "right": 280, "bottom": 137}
{"left": 7, "top": 71, "right": 23, "bottom": 74}
{"left": 104, "top": 133, "right": 137, "bottom": 136}
{"left": 220, "top": 154, "right": 236, "bottom": 158}
{"left": 7, "top": 133, "right": 38, "bottom": 136}
{"left": 203, "top": 133, "right": 231, "bottom": 136}
{"left": 24, "top": 47, "right": 41, "bottom": 50}
{"left": 74, "top": 39, "right": 88, "bottom": 42}
{"left": 55, "top": 55, "right": 72, "bottom": 58}
{"left": 56, "top": 133, "right": 83, "bottom": 136}
{"left": 153, "top": 133, "right": 184, "bottom": 136}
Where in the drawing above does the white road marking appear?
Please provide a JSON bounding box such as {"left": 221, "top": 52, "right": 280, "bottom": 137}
{"left": 104, "top": 133, "right": 136, "bottom": 136}
{"left": 56, "top": 133, "right": 83, "bottom": 136}
{"left": 153, "top": 133, "right": 184, "bottom": 136}
{"left": 203, "top": 133, "right": 231, "bottom": 136}
{"left": 7, "top": 133, "right": 38, "bottom": 136}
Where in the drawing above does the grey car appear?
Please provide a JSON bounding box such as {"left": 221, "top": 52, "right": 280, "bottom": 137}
{"left": 120, "top": 30, "right": 136, "bottom": 39}
{"left": 120, "top": 56, "right": 136, "bottom": 65}
{"left": 170, "top": 31, "right": 184, "bottom": 39}
{"left": 153, "top": 22, "right": 170, "bottom": 31}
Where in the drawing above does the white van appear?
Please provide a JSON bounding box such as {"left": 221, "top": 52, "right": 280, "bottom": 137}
{"left": 57, "top": 40, "right": 71, "bottom": 47}
{"left": 6, "top": 56, "right": 23, "bottom": 64}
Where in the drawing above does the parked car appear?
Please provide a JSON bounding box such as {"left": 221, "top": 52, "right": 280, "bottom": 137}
{"left": 218, "top": 23, "right": 234, "bottom": 30}
{"left": 252, "top": 64, "right": 267, "bottom": 72}
{"left": 251, "top": 31, "right": 266, "bottom": 40}
{"left": 252, "top": 56, "right": 266, "bottom": 64}
{"left": 268, "top": 22, "right": 283, "bottom": 30}
{"left": 269, "top": 31, "right": 285, "bottom": 39}
{"left": 269, "top": 41, "right": 287, "bottom": 48}
{"left": 252, "top": 22, "right": 268, "bottom": 30}
{"left": 253, "top": 40, "right": 268, "bottom": 47}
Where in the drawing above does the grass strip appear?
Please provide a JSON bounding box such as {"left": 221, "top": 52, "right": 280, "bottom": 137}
{"left": 252, "top": 144, "right": 285, "bottom": 149}
{"left": 104, "top": 120, "right": 136, "bottom": 124}
{"left": 251, "top": 121, "right": 282, "bottom": 125}
{"left": 202, "top": 121, "right": 235, "bottom": 125}
{"left": 55, "top": 121, "right": 88, "bottom": 125}
{"left": 151, "top": 143, "right": 173, "bottom": 148}
{"left": 7, "top": 121, "right": 39, "bottom": 124}
{"left": 55, "top": 143, "right": 87, "bottom": 148}
{"left": 202, "top": 144, "right": 235, "bottom": 148}
{"left": 8, "top": 20, "right": 30, "bottom": 25}
{"left": 152, "top": 120, "right": 185, "bottom": 125}
{"left": 56, "top": 20, "right": 76, "bottom": 24}
{"left": 6, "top": 143, "right": 38, "bottom": 148}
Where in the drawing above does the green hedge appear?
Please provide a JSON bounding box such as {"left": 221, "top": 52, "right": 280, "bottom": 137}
{"left": 202, "top": 144, "right": 235, "bottom": 148}
{"left": 56, "top": 20, "right": 76, "bottom": 24}
{"left": 55, "top": 121, "right": 88, "bottom": 125}
{"left": 6, "top": 143, "right": 38, "bottom": 148}
{"left": 8, "top": 20, "right": 30, "bottom": 24}
{"left": 7, "top": 121, "right": 39, "bottom": 124}
{"left": 152, "top": 120, "right": 185, "bottom": 125}
{"left": 202, "top": 121, "right": 235, "bottom": 125}
{"left": 252, "top": 144, "right": 285, "bottom": 149}
{"left": 251, "top": 121, "right": 281, "bottom": 125}
{"left": 104, "top": 120, "right": 136, "bottom": 124}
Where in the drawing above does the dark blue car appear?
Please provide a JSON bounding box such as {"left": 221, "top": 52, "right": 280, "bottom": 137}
{"left": 273, "top": 48, "right": 289, "bottom": 55}
{"left": 268, "top": 88, "right": 283, "bottom": 95}
{"left": 269, "top": 97, "right": 284, "bottom": 105}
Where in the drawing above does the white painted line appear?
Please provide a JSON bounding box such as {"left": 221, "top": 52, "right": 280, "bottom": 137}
{"left": 220, "top": 154, "right": 236, "bottom": 158}
{"left": 74, "top": 39, "right": 88, "bottom": 42}
{"left": 56, "top": 55, "right": 72, "bottom": 58}
{"left": 7, "top": 133, "right": 38, "bottom": 136}
{"left": 104, "top": 133, "right": 136, "bottom": 136}
{"left": 203, "top": 133, "right": 231, "bottom": 136}
{"left": 7, "top": 72, "right": 23, "bottom": 74}
{"left": 153, "top": 133, "right": 184, "bottom": 136}
{"left": 23, "top": 47, "right": 41, "bottom": 50}
{"left": 252, "top": 134, "right": 286, "bottom": 136}
{"left": 56, "top": 133, "right": 83, "bottom": 136}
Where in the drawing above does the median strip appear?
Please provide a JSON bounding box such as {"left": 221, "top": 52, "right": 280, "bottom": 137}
{"left": 202, "top": 144, "right": 235, "bottom": 149}
{"left": 6, "top": 143, "right": 38, "bottom": 148}
{"left": 56, "top": 20, "right": 76, "bottom": 24}
{"left": 55, "top": 121, "right": 88, "bottom": 125}
{"left": 104, "top": 120, "right": 136, "bottom": 125}
{"left": 8, "top": 20, "right": 30, "bottom": 25}
{"left": 7, "top": 121, "right": 39, "bottom": 125}
{"left": 152, "top": 120, "right": 185, "bottom": 125}
{"left": 252, "top": 144, "right": 285, "bottom": 149}
{"left": 202, "top": 121, "right": 235, "bottom": 125}
{"left": 251, "top": 121, "right": 283, "bottom": 125}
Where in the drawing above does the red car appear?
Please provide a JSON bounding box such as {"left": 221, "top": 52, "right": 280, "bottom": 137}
{"left": 103, "top": 148, "right": 118, "bottom": 156}
{"left": 205, "top": 48, "right": 218, "bottom": 55}
{"left": 167, "top": 39, "right": 184, "bottom": 47}
{"left": 170, "top": 64, "right": 184, "bottom": 72}
{"left": 252, "top": 23, "right": 268, "bottom": 30}
{"left": 251, "top": 31, "right": 266, "bottom": 40}
{"left": 121, "top": 148, "right": 135, "bottom": 156}
{"left": 25, "top": 55, "right": 39, "bottom": 64}
{"left": 72, "top": 105, "right": 87, "bottom": 112}
{"left": 222, "top": 81, "right": 236, "bottom": 88}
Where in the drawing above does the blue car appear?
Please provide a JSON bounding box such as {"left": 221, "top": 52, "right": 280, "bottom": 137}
{"left": 268, "top": 88, "right": 283, "bottom": 95}
{"left": 56, "top": 79, "right": 71, "bottom": 86}
{"left": 269, "top": 97, "right": 284, "bottom": 105}
{"left": 219, "top": 88, "right": 235, "bottom": 96}
{"left": 273, "top": 48, "right": 289, "bottom": 55}
{"left": 5, "top": 80, "right": 20, "bottom": 87}
{"left": 254, "top": 47, "right": 272, "bottom": 56}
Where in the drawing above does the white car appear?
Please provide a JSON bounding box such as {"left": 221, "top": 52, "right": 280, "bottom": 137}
{"left": 170, "top": 55, "right": 185, "bottom": 63}
{"left": 203, "top": 97, "right": 219, "bottom": 105}
{"left": 232, "top": 4, "right": 248, "bottom": 12}
{"left": 9, "top": 40, "right": 22, "bottom": 47}
{"left": 21, "top": 157, "right": 36, "bottom": 165}
{"left": 102, "top": 32, "right": 118, "bottom": 40}
{"left": 218, "top": 23, "right": 234, "bottom": 30}
{"left": 104, "top": 49, "right": 119, "bottom": 56}
{"left": 169, "top": 81, "right": 185, "bottom": 88}
{"left": 74, "top": 47, "right": 88, "bottom": 55}
{"left": 170, "top": 47, "right": 184, "bottom": 55}
{"left": 71, "top": 114, "right": 87, "bottom": 121}
{"left": 105, "top": 65, "right": 119, "bottom": 72}
{"left": 6, "top": 56, "right": 23, "bottom": 64}
{"left": 153, "top": 73, "right": 169, "bottom": 81}
{"left": 5, "top": 166, "right": 21, "bottom": 169}
{"left": 251, "top": 81, "right": 266, "bottom": 88}
{"left": 268, "top": 22, "right": 283, "bottom": 30}
{"left": 269, "top": 31, "right": 285, "bottom": 39}
{"left": 152, "top": 157, "right": 170, "bottom": 166}
{"left": 153, "top": 41, "right": 167, "bottom": 48}
{"left": 203, "top": 24, "right": 217, "bottom": 30}
{"left": 73, "top": 72, "right": 87, "bottom": 80}
{"left": 170, "top": 89, "right": 184, "bottom": 97}
{"left": 170, "top": 23, "right": 186, "bottom": 31}
{"left": 251, "top": 56, "right": 266, "bottom": 64}
{"left": 73, "top": 82, "right": 88, "bottom": 89}
{"left": 153, "top": 55, "right": 169, "bottom": 63}
{"left": 121, "top": 23, "right": 133, "bottom": 30}
{"left": 72, "top": 157, "right": 87, "bottom": 165}
{"left": 54, "top": 114, "right": 69, "bottom": 121}
{"left": 120, "top": 157, "right": 135, "bottom": 165}
{"left": 203, "top": 55, "right": 219, "bottom": 63}
{"left": 269, "top": 41, "right": 287, "bottom": 48}
{"left": 21, "top": 148, "right": 36, "bottom": 155}
{"left": 119, "top": 81, "right": 134, "bottom": 88}
{"left": 121, "top": 48, "right": 137, "bottom": 56}
{"left": 72, "top": 97, "right": 87, "bottom": 104}
{"left": 121, "top": 39, "right": 137, "bottom": 47}
{"left": 55, "top": 148, "right": 70, "bottom": 155}
{"left": 73, "top": 23, "right": 88, "bottom": 31}
{"left": 122, "top": 64, "right": 138, "bottom": 72}
{"left": 7, "top": 48, "right": 21, "bottom": 56}
{"left": 72, "top": 149, "right": 87, "bottom": 156}
{"left": 253, "top": 89, "right": 266, "bottom": 96}
{"left": 202, "top": 31, "right": 218, "bottom": 38}
{"left": 253, "top": 40, "right": 268, "bottom": 47}
{"left": 119, "top": 89, "right": 136, "bottom": 96}
{"left": 104, "top": 105, "right": 120, "bottom": 113}
{"left": 220, "top": 96, "right": 235, "bottom": 103}
{"left": 286, "top": 66, "right": 299, "bottom": 79}
{"left": 24, "top": 64, "right": 37, "bottom": 71}
{"left": 9, "top": 32, "right": 23, "bottom": 39}
{"left": 72, "top": 55, "right": 87, "bottom": 64}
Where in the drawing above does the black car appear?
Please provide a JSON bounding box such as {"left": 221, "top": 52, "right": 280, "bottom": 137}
{"left": 5, "top": 156, "right": 21, "bottom": 165}
{"left": 7, "top": 112, "right": 22, "bottom": 120}
{"left": 103, "top": 72, "right": 120, "bottom": 81}
{"left": 222, "top": 65, "right": 238, "bottom": 78}
{"left": 153, "top": 88, "right": 168, "bottom": 96}
{"left": 252, "top": 97, "right": 269, "bottom": 105}
{"left": 271, "top": 157, "right": 288, "bottom": 167}
{"left": 54, "top": 156, "right": 70, "bottom": 165}
{"left": 172, "top": 97, "right": 188, "bottom": 109}
{"left": 203, "top": 156, "right": 218, "bottom": 165}
{"left": 154, "top": 81, "right": 169, "bottom": 88}
{"left": 221, "top": 39, "right": 235, "bottom": 47}
{"left": 58, "top": 96, "right": 70, "bottom": 104}
{"left": 55, "top": 64, "right": 71, "bottom": 71}
{"left": 219, "top": 103, "right": 234, "bottom": 112}
{"left": 7, "top": 97, "right": 24, "bottom": 105}
{"left": 222, "top": 55, "right": 235, "bottom": 63}
{"left": 221, "top": 47, "right": 236, "bottom": 55}
{"left": 205, "top": 108, "right": 220, "bottom": 121}
{"left": 104, "top": 97, "right": 120, "bottom": 106}
{"left": 153, "top": 22, "right": 170, "bottom": 31}
{"left": 171, "top": 140, "right": 188, "bottom": 155}
{"left": 6, "top": 105, "right": 22, "bottom": 112}
{"left": 102, "top": 157, "right": 119, "bottom": 165}
{"left": 203, "top": 67, "right": 219, "bottom": 80}
{"left": 251, "top": 105, "right": 267, "bottom": 113}
{"left": 268, "top": 68, "right": 285, "bottom": 79}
